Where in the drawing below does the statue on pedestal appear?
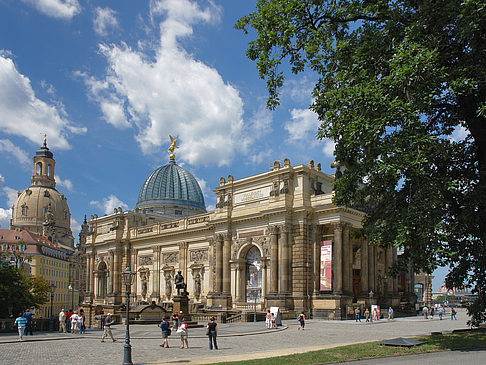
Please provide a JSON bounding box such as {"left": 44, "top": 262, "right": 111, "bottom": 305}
{"left": 174, "top": 270, "right": 187, "bottom": 296}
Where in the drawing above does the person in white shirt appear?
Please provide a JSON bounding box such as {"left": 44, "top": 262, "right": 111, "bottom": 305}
{"left": 71, "top": 312, "right": 79, "bottom": 334}
{"left": 58, "top": 309, "right": 66, "bottom": 333}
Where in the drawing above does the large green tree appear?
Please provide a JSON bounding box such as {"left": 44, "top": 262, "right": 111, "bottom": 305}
{"left": 236, "top": 0, "right": 486, "bottom": 325}
{"left": 0, "top": 267, "right": 49, "bottom": 318}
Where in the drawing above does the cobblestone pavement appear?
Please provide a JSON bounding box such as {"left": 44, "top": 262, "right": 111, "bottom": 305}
{"left": 0, "top": 308, "right": 473, "bottom": 365}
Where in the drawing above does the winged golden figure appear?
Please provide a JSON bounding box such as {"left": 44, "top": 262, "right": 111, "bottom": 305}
{"left": 168, "top": 135, "right": 178, "bottom": 158}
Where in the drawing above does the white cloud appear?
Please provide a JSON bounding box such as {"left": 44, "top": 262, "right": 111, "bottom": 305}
{"left": 3, "top": 186, "right": 19, "bottom": 207}
{"left": 0, "top": 54, "right": 86, "bottom": 149}
{"left": 55, "top": 175, "right": 74, "bottom": 191}
{"left": 93, "top": 7, "right": 119, "bottom": 36}
{"left": 21, "top": 0, "right": 81, "bottom": 20}
{"left": 195, "top": 177, "right": 210, "bottom": 198}
{"left": 0, "top": 208, "right": 12, "bottom": 229}
{"left": 206, "top": 204, "right": 215, "bottom": 212}
{"left": 0, "top": 139, "right": 30, "bottom": 168}
{"left": 81, "top": 0, "right": 246, "bottom": 167}
{"left": 322, "top": 139, "right": 335, "bottom": 157}
{"left": 70, "top": 217, "right": 81, "bottom": 239}
{"left": 284, "top": 108, "right": 320, "bottom": 142}
{"left": 90, "top": 194, "right": 128, "bottom": 215}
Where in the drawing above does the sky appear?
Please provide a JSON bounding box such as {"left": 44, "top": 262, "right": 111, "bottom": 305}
{"left": 0, "top": 0, "right": 448, "bottom": 290}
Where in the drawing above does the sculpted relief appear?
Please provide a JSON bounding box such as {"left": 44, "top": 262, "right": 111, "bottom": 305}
{"left": 163, "top": 252, "right": 179, "bottom": 264}
{"left": 189, "top": 249, "right": 208, "bottom": 263}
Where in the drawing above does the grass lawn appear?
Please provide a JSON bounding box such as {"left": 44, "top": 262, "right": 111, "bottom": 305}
{"left": 218, "top": 329, "right": 486, "bottom": 365}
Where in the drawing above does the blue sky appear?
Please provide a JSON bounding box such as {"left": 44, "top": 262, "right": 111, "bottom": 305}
{"left": 0, "top": 0, "right": 447, "bottom": 290}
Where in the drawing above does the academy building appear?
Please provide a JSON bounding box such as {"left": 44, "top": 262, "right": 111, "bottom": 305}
{"left": 81, "top": 140, "right": 416, "bottom": 321}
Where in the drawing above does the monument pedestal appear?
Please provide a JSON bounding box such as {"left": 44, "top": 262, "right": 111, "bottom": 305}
{"left": 172, "top": 295, "right": 190, "bottom": 318}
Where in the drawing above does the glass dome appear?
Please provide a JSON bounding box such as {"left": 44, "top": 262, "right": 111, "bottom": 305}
{"left": 136, "top": 158, "right": 206, "bottom": 213}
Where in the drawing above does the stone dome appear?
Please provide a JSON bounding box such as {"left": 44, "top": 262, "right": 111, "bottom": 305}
{"left": 136, "top": 158, "right": 206, "bottom": 218}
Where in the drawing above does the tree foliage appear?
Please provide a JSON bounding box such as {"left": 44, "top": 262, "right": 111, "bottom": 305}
{"left": 0, "top": 267, "right": 49, "bottom": 318}
{"left": 236, "top": 0, "right": 486, "bottom": 325}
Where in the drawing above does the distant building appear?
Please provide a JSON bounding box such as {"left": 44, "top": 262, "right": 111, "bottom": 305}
{"left": 10, "top": 137, "right": 74, "bottom": 251}
{"left": 0, "top": 229, "right": 77, "bottom": 317}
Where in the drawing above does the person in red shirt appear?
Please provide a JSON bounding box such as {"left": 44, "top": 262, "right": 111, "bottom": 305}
{"left": 65, "top": 309, "right": 73, "bottom": 332}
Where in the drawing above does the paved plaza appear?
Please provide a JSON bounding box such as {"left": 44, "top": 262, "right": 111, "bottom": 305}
{"left": 0, "top": 308, "right": 478, "bottom": 365}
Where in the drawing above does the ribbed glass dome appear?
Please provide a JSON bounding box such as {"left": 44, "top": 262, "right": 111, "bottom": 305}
{"left": 136, "top": 158, "right": 206, "bottom": 212}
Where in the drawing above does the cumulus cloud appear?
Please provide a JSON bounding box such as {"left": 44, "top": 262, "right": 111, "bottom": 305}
{"left": 0, "top": 139, "right": 30, "bottom": 168}
{"left": 70, "top": 217, "right": 81, "bottom": 238}
{"left": 90, "top": 194, "right": 128, "bottom": 215}
{"left": 3, "top": 186, "right": 19, "bottom": 207}
{"left": 322, "top": 139, "right": 335, "bottom": 157}
{"left": 21, "top": 0, "right": 81, "bottom": 19}
{"left": 0, "top": 54, "right": 86, "bottom": 149}
{"left": 0, "top": 208, "right": 11, "bottom": 229}
{"left": 55, "top": 175, "right": 74, "bottom": 191}
{"left": 81, "top": 0, "right": 246, "bottom": 166}
{"left": 284, "top": 108, "right": 320, "bottom": 142}
{"left": 93, "top": 7, "right": 119, "bottom": 36}
{"left": 451, "top": 124, "right": 470, "bottom": 142}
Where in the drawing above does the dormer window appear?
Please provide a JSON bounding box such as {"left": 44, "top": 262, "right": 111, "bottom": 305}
{"left": 44, "top": 190, "right": 50, "bottom": 197}
{"left": 21, "top": 204, "right": 28, "bottom": 216}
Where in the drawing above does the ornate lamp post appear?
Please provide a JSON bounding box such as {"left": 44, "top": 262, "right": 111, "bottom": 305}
{"left": 121, "top": 266, "right": 136, "bottom": 365}
{"left": 68, "top": 284, "right": 74, "bottom": 310}
{"left": 49, "top": 283, "right": 56, "bottom": 331}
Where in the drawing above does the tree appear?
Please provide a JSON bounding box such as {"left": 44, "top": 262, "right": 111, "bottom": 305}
{"left": 236, "top": 0, "right": 486, "bottom": 325}
{"left": 0, "top": 267, "right": 49, "bottom": 318}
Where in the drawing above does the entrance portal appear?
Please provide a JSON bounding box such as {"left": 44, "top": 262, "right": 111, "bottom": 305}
{"left": 245, "top": 246, "right": 262, "bottom": 302}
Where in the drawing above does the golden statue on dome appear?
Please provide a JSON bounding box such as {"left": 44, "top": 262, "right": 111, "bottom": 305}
{"left": 168, "top": 135, "right": 178, "bottom": 159}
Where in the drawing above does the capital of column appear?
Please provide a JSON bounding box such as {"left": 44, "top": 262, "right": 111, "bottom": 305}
{"left": 279, "top": 224, "right": 291, "bottom": 233}
{"left": 153, "top": 246, "right": 161, "bottom": 254}
{"left": 215, "top": 233, "right": 224, "bottom": 242}
{"left": 178, "top": 241, "right": 188, "bottom": 250}
{"left": 268, "top": 225, "right": 279, "bottom": 235}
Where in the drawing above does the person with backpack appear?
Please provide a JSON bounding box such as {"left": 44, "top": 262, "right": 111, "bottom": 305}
{"left": 158, "top": 317, "right": 171, "bottom": 348}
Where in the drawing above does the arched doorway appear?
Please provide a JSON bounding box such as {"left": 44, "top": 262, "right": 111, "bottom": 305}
{"left": 245, "top": 246, "right": 262, "bottom": 302}
{"left": 96, "top": 261, "right": 108, "bottom": 299}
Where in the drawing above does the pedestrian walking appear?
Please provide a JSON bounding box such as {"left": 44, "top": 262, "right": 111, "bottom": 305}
{"left": 101, "top": 313, "right": 117, "bottom": 342}
{"left": 298, "top": 312, "right": 306, "bottom": 329}
{"left": 177, "top": 320, "right": 189, "bottom": 348}
{"left": 438, "top": 306, "right": 444, "bottom": 320}
{"left": 79, "top": 309, "right": 86, "bottom": 333}
{"left": 372, "top": 308, "right": 378, "bottom": 321}
{"left": 77, "top": 309, "right": 84, "bottom": 333}
{"left": 364, "top": 308, "right": 370, "bottom": 322}
{"left": 14, "top": 313, "right": 28, "bottom": 341}
{"left": 430, "top": 307, "right": 435, "bottom": 319}
{"left": 206, "top": 317, "right": 218, "bottom": 350}
{"left": 70, "top": 311, "right": 79, "bottom": 334}
{"left": 354, "top": 307, "right": 361, "bottom": 322}
{"left": 65, "top": 309, "right": 72, "bottom": 332}
{"left": 422, "top": 306, "right": 428, "bottom": 319}
{"left": 23, "top": 308, "right": 35, "bottom": 336}
{"left": 388, "top": 306, "right": 394, "bottom": 320}
{"left": 451, "top": 307, "right": 457, "bottom": 320}
{"left": 265, "top": 309, "right": 272, "bottom": 329}
{"left": 158, "top": 317, "right": 171, "bottom": 348}
{"left": 58, "top": 309, "right": 66, "bottom": 333}
{"left": 172, "top": 312, "right": 179, "bottom": 330}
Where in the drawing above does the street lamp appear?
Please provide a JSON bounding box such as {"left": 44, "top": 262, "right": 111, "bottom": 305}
{"left": 121, "top": 266, "right": 136, "bottom": 365}
{"left": 68, "top": 284, "right": 74, "bottom": 311}
{"left": 369, "top": 290, "right": 374, "bottom": 323}
{"left": 49, "top": 283, "right": 56, "bottom": 331}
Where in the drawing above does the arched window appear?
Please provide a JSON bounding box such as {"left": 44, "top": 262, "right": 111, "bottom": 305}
{"left": 21, "top": 204, "right": 28, "bottom": 216}
{"left": 245, "top": 246, "right": 262, "bottom": 302}
{"left": 36, "top": 163, "right": 42, "bottom": 175}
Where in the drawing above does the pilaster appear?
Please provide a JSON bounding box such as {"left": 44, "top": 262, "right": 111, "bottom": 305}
{"left": 332, "top": 223, "right": 343, "bottom": 294}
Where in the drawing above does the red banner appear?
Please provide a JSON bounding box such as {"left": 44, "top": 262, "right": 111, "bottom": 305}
{"left": 320, "top": 240, "right": 332, "bottom": 291}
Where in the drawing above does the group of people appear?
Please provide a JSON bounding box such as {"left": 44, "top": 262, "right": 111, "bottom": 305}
{"left": 14, "top": 308, "right": 35, "bottom": 341}
{"left": 422, "top": 305, "right": 456, "bottom": 320}
{"left": 58, "top": 309, "right": 86, "bottom": 334}
{"left": 157, "top": 313, "right": 218, "bottom": 350}
{"left": 265, "top": 309, "right": 277, "bottom": 329}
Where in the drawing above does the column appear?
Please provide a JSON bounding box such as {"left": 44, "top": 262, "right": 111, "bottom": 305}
{"left": 108, "top": 250, "right": 114, "bottom": 295}
{"left": 332, "top": 223, "right": 343, "bottom": 294}
{"left": 313, "top": 226, "right": 321, "bottom": 294}
{"left": 222, "top": 233, "right": 231, "bottom": 294}
{"left": 89, "top": 251, "right": 96, "bottom": 298}
{"left": 215, "top": 235, "right": 223, "bottom": 293}
{"left": 152, "top": 246, "right": 160, "bottom": 299}
{"left": 178, "top": 242, "right": 188, "bottom": 278}
{"left": 208, "top": 239, "right": 214, "bottom": 293}
{"left": 360, "top": 239, "right": 369, "bottom": 294}
{"left": 279, "top": 224, "right": 290, "bottom": 293}
{"left": 261, "top": 258, "right": 268, "bottom": 296}
{"left": 368, "top": 244, "right": 375, "bottom": 292}
{"left": 85, "top": 254, "right": 91, "bottom": 295}
{"left": 269, "top": 226, "right": 279, "bottom": 293}
{"left": 234, "top": 262, "right": 242, "bottom": 302}
{"left": 342, "top": 223, "right": 352, "bottom": 295}
{"left": 113, "top": 248, "right": 121, "bottom": 294}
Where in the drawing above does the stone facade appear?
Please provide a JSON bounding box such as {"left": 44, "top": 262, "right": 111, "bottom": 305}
{"left": 83, "top": 159, "right": 415, "bottom": 318}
